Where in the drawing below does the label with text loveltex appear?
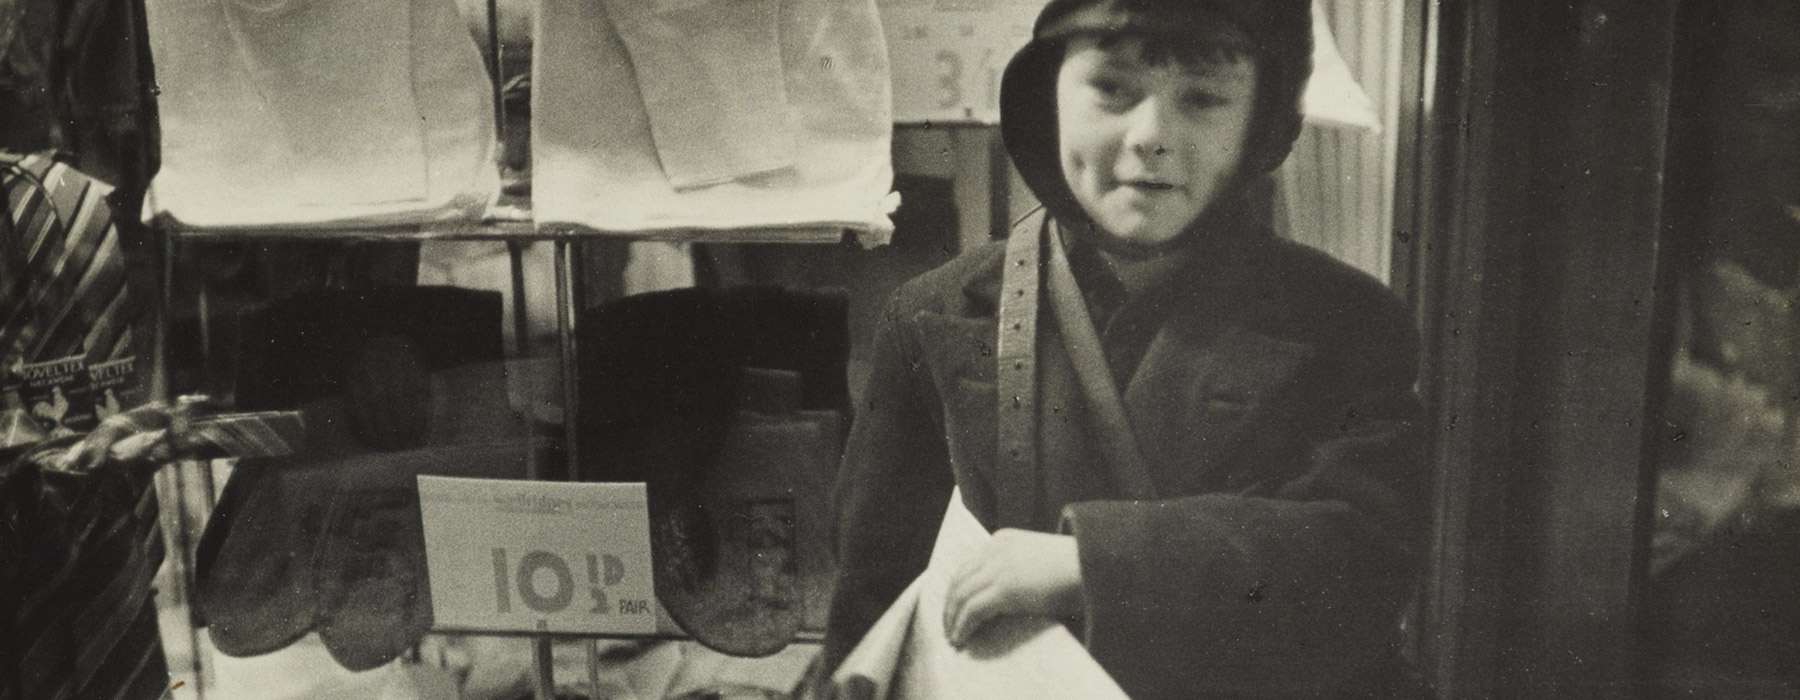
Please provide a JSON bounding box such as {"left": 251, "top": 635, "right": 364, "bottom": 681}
{"left": 417, "top": 476, "right": 656, "bottom": 635}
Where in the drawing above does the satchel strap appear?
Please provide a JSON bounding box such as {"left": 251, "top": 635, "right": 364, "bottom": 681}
{"left": 995, "top": 220, "right": 1045, "bottom": 527}
{"left": 996, "top": 220, "right": 1157, "bottom": 523}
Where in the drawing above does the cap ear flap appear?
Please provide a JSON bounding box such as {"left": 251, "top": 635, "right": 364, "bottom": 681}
{"left": 1242, "top": 12, "right": 1312, "bottom": 178}
{"left": 1000, "top": 39, "right": 1088, "bottom": 223}
{"left": 1247, "top": 112, "right": 1303, "bottom": 177}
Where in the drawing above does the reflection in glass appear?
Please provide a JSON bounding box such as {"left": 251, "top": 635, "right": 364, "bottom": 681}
{"left": 1647, "top": 2, "right": 1800, "bottom": 697}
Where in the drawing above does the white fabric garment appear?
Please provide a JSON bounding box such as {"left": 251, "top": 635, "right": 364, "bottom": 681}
{"left": 220, "top": 0, "right": 427, "bottom": 203}
{"left": 831, "top": 489, "right": 1128, "bottom": 700}
{"left": 606, "top": 0, "right": 796, "bottom": 189}
{"left": 145, "top": 0, "right": 497, "bottom": 228}
{"left": 533, "top": 0, "right": 896, "bottom": 241}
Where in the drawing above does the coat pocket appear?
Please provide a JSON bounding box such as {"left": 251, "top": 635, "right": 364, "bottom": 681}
{"left": 1124, "top": 324, "right": 1315, "bottom": 490}
{"left": 913, "top": 311, "right": 997, "bottom": 384}
{"left": 1196, "top": 324, "right": 1316, "bottom": 408}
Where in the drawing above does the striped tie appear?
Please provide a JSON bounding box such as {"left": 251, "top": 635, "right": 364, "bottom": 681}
{"left": 3, "top": 151, "right": 145, "bottom": 441}
{"left": 2, "top": 404, "right": 305, "bottom": 700}
{"left": 2, "top": 436, "right": 170, "bottom": 700}
{"left": 2, "top": 150, "right": 168, "bottom": 700}
{"left": 62, "top": 401, "right": 305, "bottom": 473}
{"left": 186, "top": 411, "right": 306, "bottom": 460}
{"left": 2, "top": 151, "right": 139, "bottom": 372}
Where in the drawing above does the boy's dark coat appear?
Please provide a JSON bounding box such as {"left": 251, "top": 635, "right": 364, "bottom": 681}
{"left": 826, "top": 209, "right": 1429, "bottom": 699}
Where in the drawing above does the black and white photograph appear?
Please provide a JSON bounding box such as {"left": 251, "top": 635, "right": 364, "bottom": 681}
{"left": 1, "top": 0, "right": 1795, "bottom": 698}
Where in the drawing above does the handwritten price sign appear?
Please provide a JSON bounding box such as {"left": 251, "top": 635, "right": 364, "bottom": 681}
{"left": 880, "top": 0, "right": 1045, "bottom": 123}
{"left": 417, "top": 476, "right": 656, "bottom": 635}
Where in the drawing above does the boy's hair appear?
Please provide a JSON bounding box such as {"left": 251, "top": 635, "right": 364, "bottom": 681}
{"left": 1000, "top": 0, "right": 1313, "bottom": 234}
{"left": 1057, "top": 5, "right": 1260, "bottom": 73}
{"left": 1078, "top": 22, "right": 1257, "bottom": 73}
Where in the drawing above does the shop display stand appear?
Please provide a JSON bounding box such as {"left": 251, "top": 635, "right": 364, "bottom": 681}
{"left": 144, "top": 4, "right": 839, "bottom": 697}
{"left": 154, "top": 202, "right": 851, "bottom": 700}
{"left": 151, "top": 218, "right": 584, "bottom": 700}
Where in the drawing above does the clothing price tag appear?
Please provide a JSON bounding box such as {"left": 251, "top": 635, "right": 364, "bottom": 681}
{"left": 879, "top": 0, "right": 1045, "bottom": 123}
{"left": 417, "top": 476, "right": 657, "bottom": 635}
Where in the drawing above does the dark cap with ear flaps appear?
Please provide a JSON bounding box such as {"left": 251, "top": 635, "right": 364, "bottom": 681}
{"left": 1000, "top": 0, "right": 1312, "bottom": 227}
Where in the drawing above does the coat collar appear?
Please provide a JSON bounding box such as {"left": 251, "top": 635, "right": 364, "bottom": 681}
{"left": 962, "top": 207, "right": 1271, "bottom": 317}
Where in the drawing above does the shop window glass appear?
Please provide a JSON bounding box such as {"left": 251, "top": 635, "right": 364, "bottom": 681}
{"left": 1646, "top": 2, "right": 1800, "bottom": 697}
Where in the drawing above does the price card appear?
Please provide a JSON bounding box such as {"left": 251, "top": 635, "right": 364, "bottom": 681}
{"left": 417, "top": 476, "right": 657, "bottom": 635}
{"left": 880, "top": 0, "right": 1046, "bottom": 124}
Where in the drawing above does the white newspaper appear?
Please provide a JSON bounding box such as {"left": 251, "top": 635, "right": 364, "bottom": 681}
{"left": 831, "top": 489, "right": 1129, "bottom": 700}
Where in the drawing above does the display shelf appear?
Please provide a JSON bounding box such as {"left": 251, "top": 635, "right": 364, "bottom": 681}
{"left": 149, "top": 193, "right": 841, "bottom": 700}
{"left": 153, "top": 208, "right": 878, "bottom": 246}
{"left": 149, "top": 207, "right": 538, "bottom": 243}
{"left": 145, "top": 2, "right": 862, "bottom": 694}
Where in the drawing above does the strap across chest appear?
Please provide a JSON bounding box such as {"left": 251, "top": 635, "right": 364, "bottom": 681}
{"left": 995, "top": 220, "right": 1159, "bottom": 526}
{"left": 993, "top": 218, "right": 1045, "bottom": 526}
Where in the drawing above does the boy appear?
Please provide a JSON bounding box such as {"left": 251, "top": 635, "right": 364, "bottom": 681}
{"left": 825, "top": 1, "right": 1429, "bottom": 698}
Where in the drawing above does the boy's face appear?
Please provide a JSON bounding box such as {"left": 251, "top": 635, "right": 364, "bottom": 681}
{"left": 1056, "top": 35, "right": 1258, "bottom": 248}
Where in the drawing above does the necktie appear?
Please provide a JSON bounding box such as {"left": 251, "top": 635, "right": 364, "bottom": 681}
{"left": 2, "top": 151, "right": 144, "bottom": 440}
{"left": 1, "top": 401, "right": 304, "bottom": 700}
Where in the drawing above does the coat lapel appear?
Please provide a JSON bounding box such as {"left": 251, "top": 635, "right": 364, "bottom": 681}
{"left": 1122, "top": 320, "right": 1315, "bottom": 494}
{"left": 911, "top": 310, "right": 1004, "bottom": 524}
{"left": 913, "top": 210, "right": 1319, "bottom": 526}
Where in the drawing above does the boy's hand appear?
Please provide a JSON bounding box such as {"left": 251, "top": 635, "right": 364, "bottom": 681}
{"left": 942, "top": 529, "right": 1085, "bottom": 648}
